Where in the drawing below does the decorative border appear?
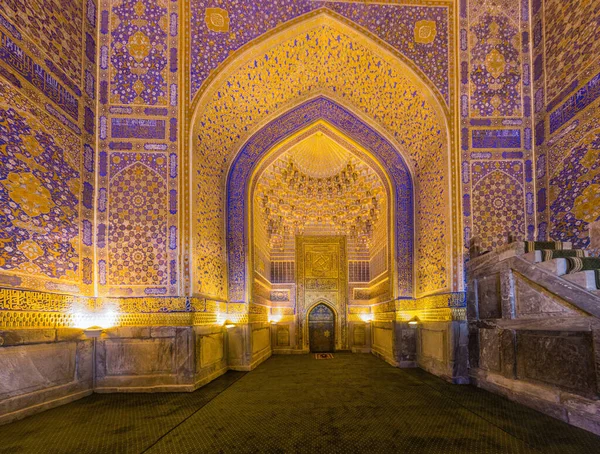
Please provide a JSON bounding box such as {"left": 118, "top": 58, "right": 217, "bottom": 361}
{"left": 96, "top": 0, "right": 180, "bottom": 297}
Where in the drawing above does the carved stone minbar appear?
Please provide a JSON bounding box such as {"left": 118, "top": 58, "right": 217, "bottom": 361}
{"left": 467, "top": 242, "right": 600, "bottom": 435}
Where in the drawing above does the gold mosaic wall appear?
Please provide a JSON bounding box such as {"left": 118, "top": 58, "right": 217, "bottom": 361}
{"left": 191, "top": 19, "right": 455, "bottom": 300}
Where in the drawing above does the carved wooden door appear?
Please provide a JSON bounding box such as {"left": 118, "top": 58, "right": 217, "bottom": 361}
{"left": 309, "top": 303, "right": 335, "bottom": 352}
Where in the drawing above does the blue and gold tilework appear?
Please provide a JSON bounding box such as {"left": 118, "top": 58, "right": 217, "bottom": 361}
{"left": 192, "top": 22, "right": 454, "bottom": 299}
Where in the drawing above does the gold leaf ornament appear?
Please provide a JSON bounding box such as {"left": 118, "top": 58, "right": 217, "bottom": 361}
{"left": 205, "top": 8, "right": 230, "bottom": 32}
{"left": 414, "top": 20, "right": 437, "bottom": 44}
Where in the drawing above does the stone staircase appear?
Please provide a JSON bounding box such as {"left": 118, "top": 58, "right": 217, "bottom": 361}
{"left": 467, "top": 239, "right": 600, "bottom": 435}
{"left": 521, "top": 241, "right": 600, "bottom": 296}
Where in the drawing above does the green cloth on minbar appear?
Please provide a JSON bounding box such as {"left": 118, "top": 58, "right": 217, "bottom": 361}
{"left": 525, "top": 241, "right": 564, "bottom": 252}
{"left": 566, "top": 257, "right": 600, "bottom": 274}
{"left": 541, "top": 249, "right": 584, "bottom": 261}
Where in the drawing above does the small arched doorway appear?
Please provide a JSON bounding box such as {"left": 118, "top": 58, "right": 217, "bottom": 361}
{"left": 308, "top": 303, "right": 335, "bottom": 352}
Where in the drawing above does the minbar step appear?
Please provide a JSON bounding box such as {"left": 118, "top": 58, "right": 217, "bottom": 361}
{"left": 563, "top": 270, "right": 600, "bottom": 291}
{"left": 538, "top": 258, "right": 568, "bottom": 275}
{"left": 523, "top": 249, "right": 588, "bottom": 264}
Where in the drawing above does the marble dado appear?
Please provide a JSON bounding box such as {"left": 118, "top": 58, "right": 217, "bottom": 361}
{"left": 0, "top": 286, "right": 470, "bottom": 425}
{"left": 0, "top": 324, "right": 245, "bottom": 424}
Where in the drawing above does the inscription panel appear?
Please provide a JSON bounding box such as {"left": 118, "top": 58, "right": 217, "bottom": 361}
{"left": 111, "top": 118, "right": 166, "bottom": 139}
{"left": 305, "top": 278, "right": 338, "bottom": 291}
{"left": 305, "top": 247, "right": 339, "bottom": 279}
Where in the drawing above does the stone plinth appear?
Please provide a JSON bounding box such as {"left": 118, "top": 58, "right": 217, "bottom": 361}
{"left": 0, "top": 328, "right": 93, "bottom": 425}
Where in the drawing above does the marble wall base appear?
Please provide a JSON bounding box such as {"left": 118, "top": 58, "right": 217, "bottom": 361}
{"left": 0, "top": 329, "right": 93, "bottom": 425}
{"left": 417, "top": 321, "right": 469, "bottom": 384}
{"left": 371, "top": 321, "right": 417, "bottom": 368}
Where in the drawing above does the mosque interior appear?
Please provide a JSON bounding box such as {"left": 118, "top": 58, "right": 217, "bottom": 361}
{"left": 0, "top": 0, "right": 599, "bottom": 450}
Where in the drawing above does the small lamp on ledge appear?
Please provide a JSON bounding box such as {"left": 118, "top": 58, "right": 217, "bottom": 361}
{"left": 408, "top": 316, "right": 420, "bottom": 328}
{"left": 360, "top": 313, "right": 374, "bottom": 323}
{"left": 83, "top": 326, "right": 104, "bottom": 338}
{"left": 224, "top": 320, "right": 236, "bottom": 329}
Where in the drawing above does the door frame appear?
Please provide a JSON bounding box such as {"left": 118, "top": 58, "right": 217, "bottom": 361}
{"left": 306, "top": 300, "right": 339, "bottom": 352}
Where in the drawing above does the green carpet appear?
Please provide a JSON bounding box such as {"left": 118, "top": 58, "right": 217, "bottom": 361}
{"left": 0, "top": 353, "right": 599, "bottom": 453}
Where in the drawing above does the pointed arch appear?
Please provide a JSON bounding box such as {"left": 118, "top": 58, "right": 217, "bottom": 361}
{"left": 226, "top": 96, "right": 412, "bottom": 303}
{"left": 307, "top": 299, "right": 339, "bottom": 320}
{"left": 109, "top": 160, "right": 165, "bottom": 182}
{"left": 187, "top": 10, "right": 459, "bottom": 300}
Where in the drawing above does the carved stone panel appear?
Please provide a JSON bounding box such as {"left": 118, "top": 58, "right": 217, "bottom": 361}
{"left": 276, "top": 325, "right": 290, "bottom": 347}
{"left": 0, "top": 343, "right": 77, "bottom": 398}
{"left": 420, "top": 328, "right": 446, "bottom": 362}
{"left": 516, "top": 330, "right": 597, "bottom": 397}
{"left": 477, "top": 274, "right": 502, "bottom": 319}
{"left": 353, "top": 324, "right": 366, "bottom": 346}
{"left": 514, "top": 274, "right": 577, "bottom": 317}
{"left": 479, "top": 329, "right": 501, "bottom": 373}
{"left": 199, "top": 333, "right": 224, "bottom": 368}
{"left": 373, "top": 325, "right": 393, "bottom": 353}
{"left": 252, "top": 327, "right": 270, "bottom": 354}
{"left": 104, "top": 339, "right": 175, "bottom": 376}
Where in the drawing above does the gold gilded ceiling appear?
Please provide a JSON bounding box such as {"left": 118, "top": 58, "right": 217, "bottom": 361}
{"left": 255, "top": 136, "right": 386, "bottom": 249}
{"left": 288, "top": 131, "right": 350, "bottom": 179}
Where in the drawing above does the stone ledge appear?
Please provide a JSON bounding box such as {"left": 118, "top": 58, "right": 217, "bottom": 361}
{"left": 471, "top": 369, "right": 600, "bottom": 435}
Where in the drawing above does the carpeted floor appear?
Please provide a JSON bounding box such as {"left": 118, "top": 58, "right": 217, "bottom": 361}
{"left": 1, "top": 353, "right": 599, "bottom": 453}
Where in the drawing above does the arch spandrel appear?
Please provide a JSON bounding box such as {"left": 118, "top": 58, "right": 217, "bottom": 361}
{"left": 190, "top": 15, "right": 457, "bottom": 300}
{"left": 189, "top": 7, "right": 451, "bottom": 108}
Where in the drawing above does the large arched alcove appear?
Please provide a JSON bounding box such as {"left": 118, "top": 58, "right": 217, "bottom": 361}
{"left": 188, "top": 12, "right": 458, "bottom": 301}
{"left": 227, "top": 104, "right": 409, "bottom": 304}
{"left": 244, "top": 119, "right": 397, "bottom": 351}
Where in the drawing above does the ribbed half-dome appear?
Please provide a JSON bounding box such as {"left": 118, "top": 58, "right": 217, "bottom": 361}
{"left": 289, "top": 131, "right": 349, "bottom": 178}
